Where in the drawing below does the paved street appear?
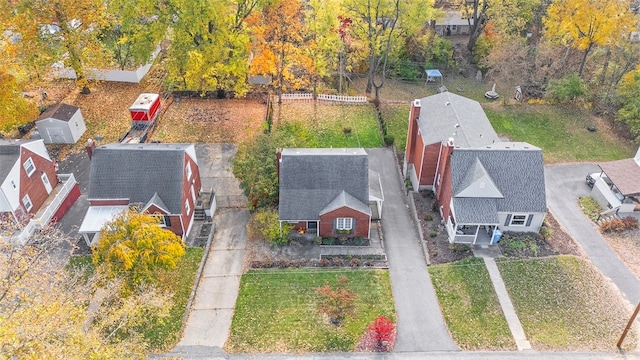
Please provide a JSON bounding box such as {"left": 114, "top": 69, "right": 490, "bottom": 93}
{"left": 545, "top": 163, "right": 640, "bottom": 305}
{"left": 367, "top": 148, "right": 459, "bottom": 352}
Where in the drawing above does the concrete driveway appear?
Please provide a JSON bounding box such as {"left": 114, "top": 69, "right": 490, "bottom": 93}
{"left": 545, "top": 163, "right": 640, "bottom": 304}
{"left": 367, "top": 148, "right": 459, "bottom": 352}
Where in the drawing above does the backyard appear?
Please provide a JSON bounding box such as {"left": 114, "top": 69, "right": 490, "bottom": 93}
{"left": 225, "top": 268, "right": 395, "bottom": 353}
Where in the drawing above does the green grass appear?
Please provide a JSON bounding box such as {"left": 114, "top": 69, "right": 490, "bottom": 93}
{"left": 379, "top": 104, "right": 409, "bottom": 150}
{"left": 484, "top": 105, "right": 635, "bottom": 163}
{"left": 66, "top": 248, "right": 204, "bottom": 352}
{"left": 274, "top": 103, "right": 382, "bottom": 148}
{"left": 497, "top": 256, "right": 636, "bottom": 351}
{"left": 225, "top": 268, "right": 395, "bottom": 353}
{"left": 578, "top": 196, "right": 604, "bottom": 222}
{"left": 428, "top": 258, "right": 515, "bottom": 350}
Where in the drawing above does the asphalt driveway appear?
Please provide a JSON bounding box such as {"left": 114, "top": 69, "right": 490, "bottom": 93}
{"left": 367, "top": 148, "right": 459, "bottom": 352}
{"left": 545, "top": 163, "right": 640, "bottom": 304}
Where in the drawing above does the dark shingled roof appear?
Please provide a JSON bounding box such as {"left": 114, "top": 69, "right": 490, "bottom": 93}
{"left": 88, "top": 143, "right": 194, "bottom": 214}
{"left": 37, "top": 103, "right": 79, "bottom": 122}
{"left": 451, "top": 142, "right": 546, "bottom": 224}
{"left": 417, "top": 92, "right": 499, "bottom": 147}
{"left": 0, "top": 141, "right": 22, "bottom": 181}
{"left": 279, "top": 148, "right": 369, "bottom": 221}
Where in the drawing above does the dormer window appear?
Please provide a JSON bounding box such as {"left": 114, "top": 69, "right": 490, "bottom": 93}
{"left": 23, "top": 157, "right": 35, "bottom": 177}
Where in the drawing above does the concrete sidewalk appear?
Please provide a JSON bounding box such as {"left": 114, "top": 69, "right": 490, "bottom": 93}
{"left": 177, "top": 208, "right": 249, "bottom": 348}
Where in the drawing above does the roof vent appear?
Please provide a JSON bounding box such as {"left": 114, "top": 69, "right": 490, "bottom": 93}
{"left": 447, "top": 138, "right": 454, "bottom": 146}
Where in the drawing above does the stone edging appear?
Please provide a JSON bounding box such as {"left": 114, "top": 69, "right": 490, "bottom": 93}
{"left": 181, "top": 222, "right": 216, "bottom": 327}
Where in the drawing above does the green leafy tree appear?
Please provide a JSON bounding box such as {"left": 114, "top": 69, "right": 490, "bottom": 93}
{"left": 103, "top": 0, "right": 171, "bottom": 70}
{"left": 92, "top": 209, "right": 186, "bottom": 287}
{"left": 545, "top": 72, "right": 587, "bottom": 103}
{"left": 247, "top": 209, "right": 292, "bottom": 245}
{"left": 617, "top": 65, "right": 640, "bottom": 140}
{"left": 166, "top": 0, "right": 252, "bottom": 95}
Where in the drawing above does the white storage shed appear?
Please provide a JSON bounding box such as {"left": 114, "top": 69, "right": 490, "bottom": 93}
{"left": 36, "top": 104, "right": 86, "bottom": 144}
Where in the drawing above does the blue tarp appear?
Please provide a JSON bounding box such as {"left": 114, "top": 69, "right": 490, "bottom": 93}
{"left": 425, "top": 69, "right": 443, "bottom": 78}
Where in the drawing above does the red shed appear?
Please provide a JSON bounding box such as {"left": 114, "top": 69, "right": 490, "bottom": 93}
{"left": 129, "top": 93, "right": 161, "bottom": 122}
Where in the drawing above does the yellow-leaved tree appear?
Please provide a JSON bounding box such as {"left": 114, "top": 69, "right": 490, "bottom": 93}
{"left": 0, "top": 67, "right": 39, "bottom": 133}
{"left": 92, "top": 209, "right": 186, "bottom": 287}
{"left": 0, "top": 221, "right": 169, "bottom": 359}
{"left": 544, "top": 0, "right": 636, "bottom": 76}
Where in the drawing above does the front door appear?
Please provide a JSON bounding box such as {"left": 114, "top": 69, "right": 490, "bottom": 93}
{"left": 307, "top": 221, "right": 318, "bottom": 235}
{"left": 41, "top": 172, "right": 52, "bottom": 194}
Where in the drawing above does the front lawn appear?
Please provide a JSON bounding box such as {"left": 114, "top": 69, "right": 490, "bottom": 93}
{"left": 485, "top": 105, "right": 635, "bottom": 163}
{"left": 273, "top": 103, "right": 382, "bottom": 148}
{"left": 66, "top": 247, "right": 204, "bottom": 352}
{"left": 429, "top": 258, "right": 515, "bottom": 350}
{"left": 497, "top": 256, "right": 637, "bottom": 351}
{"left": 225, "top": 268, "right": 395, "bottom": 353}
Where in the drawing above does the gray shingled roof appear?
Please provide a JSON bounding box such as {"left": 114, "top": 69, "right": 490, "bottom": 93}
{"left": 0, "top": 140, "right": 36, "bottom": 181}
{"left": 88, "top": 143, "right": 193, "bottom": 214}
{"left": 37, "top": 103, "right": 79, "bottom": 122}
{"left": 143, "top": 192, "right": 170, "bottom": 213}
{"left": 451, "top": 142, "right": 546, "bottom": 224}
{"left": 320, "top": 190, "right": 371, "bottom": 216}
{"left": 417, "top": 92, "right": 499, "bottom": 147}
{"left": 279, "top": 148, "right": 369, "bottom": 221}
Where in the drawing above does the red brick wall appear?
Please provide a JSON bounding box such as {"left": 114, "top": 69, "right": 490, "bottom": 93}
{"left": 165, "top": 214, "right": 184, "bottom": 236}
{"left": 319, "top": 207, "right": 370, "bottom": 238}
{"left": 437, "top": 146, "right": 455, "bottom": 222}
{"left": 19, "top": 146, "right": 58, "bottom": 216}
{"left": 405, "top": 102, "right": 421, "bottom": 164}
{"left": 419, "top": 143, "right": 442, "bottom": 186}
{"left": 51, "top": 183, "right": 80, "bottom": 224}
{"left": 180, "top": 153, "right": 202, "bottom": 237}
{"left": 145, "top": 204, "right": 169, "bottom": 215}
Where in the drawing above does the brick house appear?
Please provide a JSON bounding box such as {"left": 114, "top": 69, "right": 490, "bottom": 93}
{"left": 434, "top": 142, "right": 547, "bottom": 244}
{"left": 79, "top": 143, "right": 202, "bottom": 246}
{"left": 278, "top": 148, "right": 383, "bottom": 238}
{"left": 0, "top": 139, "right": 80, "bottom": 242}
{"left": 403, "top": 92, "right": 500, "bottom": 191}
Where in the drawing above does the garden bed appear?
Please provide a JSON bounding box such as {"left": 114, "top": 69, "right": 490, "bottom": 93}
{"left": 320, "top": 237, "right": 370, "bottom": 246}
{"left": 250, "top": 255, "right": 387, "bottom": 269}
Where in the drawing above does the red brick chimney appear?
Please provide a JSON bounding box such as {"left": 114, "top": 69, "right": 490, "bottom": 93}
{"left": 85, "top": 138, "right": 96, "bottom": 160}
{"left": 276, "top": 148, "right": 282, "bottom": 180}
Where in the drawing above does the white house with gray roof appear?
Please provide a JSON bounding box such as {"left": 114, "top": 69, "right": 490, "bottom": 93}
{"left": 79, "top": 143, "right": 202, "bottom": 246}
{"left": 436, "top": 142, "right": 547, "bottom": 244}
{"left": 278, "top": 148, "right": 382, "bottom": 238}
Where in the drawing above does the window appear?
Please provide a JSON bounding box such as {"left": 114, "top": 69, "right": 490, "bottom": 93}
{"left": 336, "top": 218, "right": 353, "bottom": 230}
{"left": 509, "top": 214, "right": 527, "bottom": 226}
{"left": 10, "top": 180, "right": 17, "bottom": 190}
{"left": 452, "top": 25, "right": 457, "bottom": 31}
{"left": 22, "top": 194, "right": 33, "bottom": 211}
{"left": 23, "top": 157, "right": 35, "bottom": 177}
{"left": 155, "top": 214, "right": 167, "bottom": 227}
{"left": 186, "top": 163, "right": 192, "bottom": 181}
{"left": 185, "top": 200, "right": 191, "bottom": 216}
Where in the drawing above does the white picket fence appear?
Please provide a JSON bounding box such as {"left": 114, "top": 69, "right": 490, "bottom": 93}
{"left": 279, "top": 93, "right": 368, "bottom": 104}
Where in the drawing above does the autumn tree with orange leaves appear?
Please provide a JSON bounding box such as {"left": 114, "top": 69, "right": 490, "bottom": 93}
{"left": 248, "top": 0, "right": 315, "bottom": 103}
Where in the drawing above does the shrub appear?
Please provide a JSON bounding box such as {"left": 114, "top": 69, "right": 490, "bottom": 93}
{"left": 349, "top": 258, "right": 361, "bottom": 267}
{"left": 356, "top": 315, "right": 396, "bottom": 352}
{"left": 539, "top": 225, "right": 553, "bottom": 240}
{"left": 622, "top": 216, "right": 639, "bottom": 230}
{"left": 600, "top": 218, "right": 626, "bottom": 233}
{"left": 429, "top": 231, "right": 438, "bottom": 238}
{"left": 383, "top": 134, "right": 395, "bottom": 146}
{"left": 247, "top": 209, "right": 292, "bottom": 245}
{"left": 315, "top": 276, "right": 357, "bottom": 326}
{"left": 545, "top": 73, "right": 587, "bottom": 103}
{"left": 423, "top": 214, "right": 433, "bottom": 221}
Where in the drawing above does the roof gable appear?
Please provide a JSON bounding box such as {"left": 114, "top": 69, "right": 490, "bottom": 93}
{"left": 416, "top": 92, "right": 499, "bottom": 148}
{"left": 278, "top": 148, "right": 369, "bottom": 221}
{"left": 0, "top": 139, "right": 49, "bottom": 181}
{"left": 450, "top": 142, "right": 546, "bottom": 222}
{"left": 455, "top": 158, "right": 503, "bottom": 198}
{"left": 88, "top": 143, "right": 196, "bottom": 214}
{"left": 319, "top": 190, "right": 371, "bottom": 216}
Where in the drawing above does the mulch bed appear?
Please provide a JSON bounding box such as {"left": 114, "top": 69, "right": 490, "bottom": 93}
{"left": 250, "top": 255, "right": 387, "bottom": 269}
{"left": 412, "top": 190, "right": 582, "bottom": 264}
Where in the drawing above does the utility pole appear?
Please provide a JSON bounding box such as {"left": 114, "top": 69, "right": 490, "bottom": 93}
{"left": 617, "top": 301, "right": 640, "bottom": 349}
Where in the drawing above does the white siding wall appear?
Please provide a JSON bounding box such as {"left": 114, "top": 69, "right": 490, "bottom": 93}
{"left": 497, "top": 212, "right": 545, "bottom": 233}
{"left": 0, "top": 163, "right": 21, "bottom": 212}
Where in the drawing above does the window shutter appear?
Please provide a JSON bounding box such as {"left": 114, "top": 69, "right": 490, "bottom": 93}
{"left": 526, "top": 214, "right": 533, "bottom": 227}
{"left": 164, "top": 216, "right": 171, "bottom": 226}
{"left": 504, "top": 214, "right": 512, "bottom": 226}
